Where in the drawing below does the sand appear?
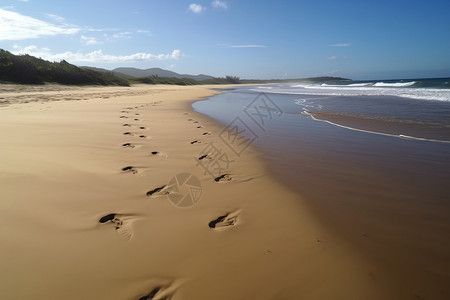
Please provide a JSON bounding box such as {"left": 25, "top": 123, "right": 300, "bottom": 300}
{"left": 0, "top": 84, "right": 390, "bottom": 300}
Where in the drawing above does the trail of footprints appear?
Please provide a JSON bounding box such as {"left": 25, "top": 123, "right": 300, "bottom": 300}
{"left": 98, "top": 107, "right": 239, "bottom": 298}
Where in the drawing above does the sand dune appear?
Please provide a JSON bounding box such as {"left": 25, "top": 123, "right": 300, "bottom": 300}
{"left": 0, "top": 84, "right": 389, "bottom": 299}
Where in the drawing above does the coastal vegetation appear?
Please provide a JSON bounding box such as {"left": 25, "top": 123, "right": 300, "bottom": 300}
{"left": 0, "top": 49, "right": 129, "bottom": 86}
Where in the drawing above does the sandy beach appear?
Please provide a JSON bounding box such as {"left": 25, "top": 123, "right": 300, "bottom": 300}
{"left": 0, "top": 84, "right": 395, "bottom": 300}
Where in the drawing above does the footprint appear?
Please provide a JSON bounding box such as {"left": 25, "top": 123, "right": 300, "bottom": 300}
{"left": 139, "top": 126, "right": 146, "bottom": 130}
{"left": 149, "top": 151, "right": 168, "bottom": 159}
{"left": 137, "top": 281, "right": 179, "bottom": 300}
{"left": 99, "top": 213, "right": 133, "bottom": 240}
{"left": 214, "top": 174, "right": 232, "bottom": 182}
{"left": 190, "top": 140, "right": 200, "bottom": 144}
{"left": 202, "top": 132, "right": 211, "bottom": 136}
{"left": 120, "top": 116, "right": 128, "bottom": 119}
{"left": 122, "top": 166, "right": 138, "bottom": 174}
{"left": 123, "top": 124, "right": 131, "bottom": 127}
{"left": 138, "top": 287, "right": 161, "bottom": 300}
{"left": 123, "top": 132, "right": 133, "bottom": 136}
{"left": 134, "top": 118, "right": 140, "bottom": 121}
{"left": 139, "top": 135, "right": 147, "bottom": 138}
{"left": 208, "top": 210, "right": 240, "bottom": 229}
{"left": 197, "top": 126, "right": 203, "bottom": 128}
{"left": 122, "top": 143, "right": 135, "bottom": 148}
{"left": 146, "top": 185, "right": 169, "bottom": 196}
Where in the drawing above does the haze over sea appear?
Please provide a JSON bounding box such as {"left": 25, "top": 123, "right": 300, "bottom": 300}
{"left": 193, "top": 77, "right": 450, "bottom": 295}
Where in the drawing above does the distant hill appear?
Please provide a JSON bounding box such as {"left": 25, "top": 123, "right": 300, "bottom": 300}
{"left": 113, "top": 67, "right": 214, "bottom": 81}
{"left": 0, "top": 49, "right": 129, "bottom": 86}
{"left": 80, "top": 66, "right": 134, "bottom": 79}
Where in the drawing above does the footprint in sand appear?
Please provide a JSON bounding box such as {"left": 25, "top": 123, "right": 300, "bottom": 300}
{"left": 139, "top": 126, "right": 146, "bottom": 130}
{"left": 190, "top": 140, "right": 201, "bottom": 144}
{"left": 123, "top": 124, "right": 131, "bottom": 127}
{"left": 137, "top": 284, "right": 177, "bottom": 300}
{"left": 202, "top": 132, "right": 211, "bottom": 136}
{"left": 208, "top": 210, "right": 240, "bottom": 229}
{"left": 149, "top": 151, "right": 168, "bottom": 159}
{"left": 120, "top": 116, "right": 128, "bottom": 119}
{"left": 214, "top": 174, "right": 232, "bottom": 182}
{"left": 122, "top": 166, "right": 138, "bottom": 174}
{"left": 146, "top": 185, "right": 170, "bottom": 197}
{"left": 99, "top": 213, "right": 133, "bottom": 240}
{"left": 122, "top": 143, "right": 135, "bottom": 148}
{"left": 123, "top": 132, "right": 133, "bottom": 136}
{"left": 139, "top": 135, "right": 147, "bottom": 139}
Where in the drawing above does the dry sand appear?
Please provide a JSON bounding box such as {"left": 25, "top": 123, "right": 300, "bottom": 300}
{"left": 0, "top": 84, "right": 390, "bottom": 299}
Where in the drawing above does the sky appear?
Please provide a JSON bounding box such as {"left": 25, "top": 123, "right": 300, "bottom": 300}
{"left": 1, "top": 0, "right": 449, "bottom": 80}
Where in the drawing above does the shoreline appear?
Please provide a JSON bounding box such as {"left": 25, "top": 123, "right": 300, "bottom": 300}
{"left": 1, "top": 84, "right": 391, "bottom": 299}
{"left": 305, "top": 110, "right": 450, "bottom": 144}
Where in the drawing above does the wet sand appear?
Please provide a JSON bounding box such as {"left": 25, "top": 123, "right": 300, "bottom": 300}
{"left": 194, "top": 89, "right": 450, "bottom": 300}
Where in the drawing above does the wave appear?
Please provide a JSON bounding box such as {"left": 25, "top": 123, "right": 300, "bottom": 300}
{"left": 302, "top": 111, "right": 450, "bottom": 144}
{"left": 374, "top": 81, "right": 416, "bottom": 87}
{"left": 320, "top": 83, "right": 373, "bottom": 87}
{"left": 256, "top": 84, "right": 450, "bottom": 102}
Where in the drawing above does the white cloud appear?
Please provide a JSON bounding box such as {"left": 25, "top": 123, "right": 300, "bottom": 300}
{"left": 0, "top": 8, "right": 79, "bottom": 40}
{"left": 189, "top": 3, "right": 205, "bottom": 14}
{"left": 227, "top": 45, "right": 267, "bottom": 48}
{"left": 212, "top": 1, "right": 227, "bottom": 9}
{"left": 46, "top": 13, "right": 65, "bottom": 23}
{"left": 137, "top": 29, "right": 152, "bottom": 36}
{"left": 81, "top": 35, "right": 100, "bottom": 45}
{"left": 327, "top": 56, "right": 338, "bottom": 60}
{"left": 11, "top": 45, "right": 184, "bottom": 63}
{"left": 331, "top": 43, "right": 350, "bottom": 47}
{"left": 170, "top": 49, "right": 183, "bottom": 59}
{"left": 112, "top": 31, "right": 132, "bottom": 39}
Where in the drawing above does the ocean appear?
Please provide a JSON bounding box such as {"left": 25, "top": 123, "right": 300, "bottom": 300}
{"left": 192, "top": 77, "right": 450, "bottom": 294}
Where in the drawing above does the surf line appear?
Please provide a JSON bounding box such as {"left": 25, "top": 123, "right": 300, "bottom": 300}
{"left": 301, "top": 110, "right": 450, "bottom": 144}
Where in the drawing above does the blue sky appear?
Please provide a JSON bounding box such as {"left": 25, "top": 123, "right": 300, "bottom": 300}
{"left": 1, "top": 0, "right": 449, "bottom": 80}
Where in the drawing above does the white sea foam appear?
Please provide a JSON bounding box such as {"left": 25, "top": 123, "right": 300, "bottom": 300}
{"left": 255, "top": 84, "right": 450, "bottom": 102}
{"left": 374, "top": 81, "right": 416, "bottom": 87}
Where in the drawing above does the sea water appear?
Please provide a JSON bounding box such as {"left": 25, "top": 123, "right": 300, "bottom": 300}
{"left": 192, "top": 79, "right": 450, "bottom": 290}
